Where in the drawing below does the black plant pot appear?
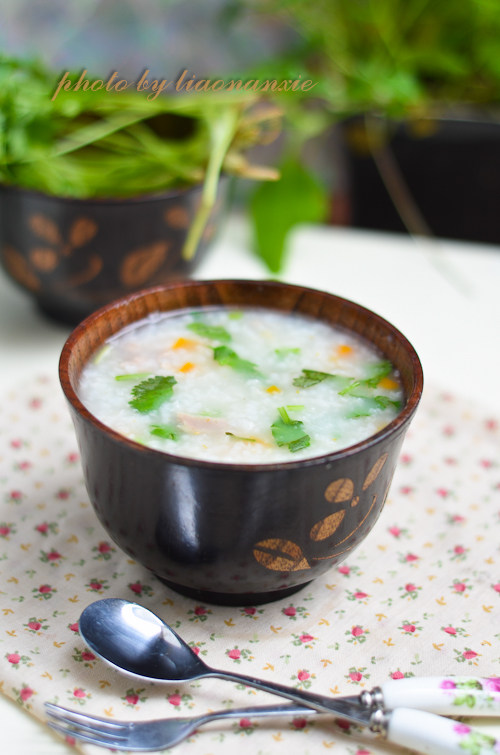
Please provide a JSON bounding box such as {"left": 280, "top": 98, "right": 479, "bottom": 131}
{"left": 341, "top": 115, "right": 500, "bottom": 245}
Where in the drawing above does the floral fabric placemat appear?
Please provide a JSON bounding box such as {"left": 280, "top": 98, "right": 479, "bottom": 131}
{"left": 0, "top": 375, "right": 499, "bottom": 754}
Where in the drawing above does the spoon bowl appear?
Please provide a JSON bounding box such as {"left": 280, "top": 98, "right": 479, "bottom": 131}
{"left": 79, "top": 599, "right": 368, "bottom": 719}
{"left": 80, "top": 599, "right": 207, "bottom": 682}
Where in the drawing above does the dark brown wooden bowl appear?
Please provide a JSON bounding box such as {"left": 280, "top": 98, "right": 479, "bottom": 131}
{"left": 0, "top": 182, "right": 227, "bottom": 324}
{"left": 59, "top": 279, "right": 423, "bottom": 605}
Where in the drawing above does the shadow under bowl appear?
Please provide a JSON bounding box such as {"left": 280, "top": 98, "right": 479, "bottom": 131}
{"left": 59, "top": 279, "right": 423, "bottom": 605}
{"left": 0, "top": 182, "right": 226, "bottom": 325}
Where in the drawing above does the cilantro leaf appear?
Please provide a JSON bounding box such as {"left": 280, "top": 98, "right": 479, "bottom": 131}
{"left": 363, "top": 360, "right": 393, "bottom": 386}
{"left": 293, "top": 369, "right": 353, "bottom": 390}
{"left": 150, "top": 423, "right": 178, "bottom": 440}
{"left": 213, "top": 346, "right": 262, "bottom": 378}
{"left": 339, "top": 361, "right": 395, "bottom": 396}
{"left": 129, "top": 376, "right": 177, "bottom": 413}
{"left": 271, "top": 407, "right": 311, "bottom": 453}
{"left": 346, "top": 396, "right": 401, "bottom": 418}
{"left": 187, "top": 322, "right": 231, "bottom": 342}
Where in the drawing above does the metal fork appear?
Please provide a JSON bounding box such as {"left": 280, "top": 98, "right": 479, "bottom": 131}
{"left": 45, "top": 701, "right": 318, "bottom": 751}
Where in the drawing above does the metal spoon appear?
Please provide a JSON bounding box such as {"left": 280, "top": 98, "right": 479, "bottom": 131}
{"left": 77, "top": 600, "right": 500, "bottom": 755}
{"left": 79, "top": 598, "right": 351, "bottom": 718}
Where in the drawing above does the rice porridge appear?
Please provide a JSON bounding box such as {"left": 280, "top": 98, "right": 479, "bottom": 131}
{"left": 78, "top": 307, "right": 403, "bottom": 463}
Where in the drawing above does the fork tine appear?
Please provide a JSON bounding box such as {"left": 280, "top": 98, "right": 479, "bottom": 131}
{"left": 47, "top": 721, "right": 125, "bottom": 749}
{"left": 45, "top": 703, "right": 127, "bottom": 735}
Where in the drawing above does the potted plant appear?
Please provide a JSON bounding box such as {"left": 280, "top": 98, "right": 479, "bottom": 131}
{"left": 0, "top": 55, "right": 279, "bottom": 322}
{"left": 233, "top": 0, "right": 500, "bottom": 269}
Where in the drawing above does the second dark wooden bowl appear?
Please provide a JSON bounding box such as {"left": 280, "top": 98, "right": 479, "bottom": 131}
{"left": 59, "top": 279, "right": 423, "bottom": 605}
{"left": 0, "top": 182, "right": 227, "bottom": 324}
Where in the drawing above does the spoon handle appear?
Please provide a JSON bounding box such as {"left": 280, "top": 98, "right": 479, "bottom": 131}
{"left": 375, "top": 677, "right": 500, "bottom": 716}
{"left": 206, "top": 668, "right": 367, "bottom": 718}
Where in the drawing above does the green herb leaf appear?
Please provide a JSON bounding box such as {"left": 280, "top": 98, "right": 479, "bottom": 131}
{"left": 129, "top": 376, "right": 177, "bottom": 413}
{"left": 363, "top": 360, "right": 393, "bottom": 386}
{"left": 339, "top": 380, "right": 374, "bottom": 398}
{"left": 250, "top": 159, "right": 329, "bottom": 273}
{"left": 225, "top": 432, "right": 257, "bottom": 443}
{"left": 150, "top": 424, "right": 178, "bottom": 440}
{"left": 213, "top": 346, "right": 262, "bottom": 378}
{"left": 339, "top": 361, "right": 394, "bottom": 396}
{"left": 187, "top": 322, "right": 231, "bottom": 342}
{"left": 346, "top": 396, "right": 401, "bottom": 418}
{"left": 275, "top": 347, "right": 301, "bottom": 357}
{"left": 293, "top": 369, "right": 353, "bottom": 390}
{"left": 115, "top": 372, "right": 150, "bottom": 381}
{"left": 271, "top": 407, "right": 310, "bottom": 453}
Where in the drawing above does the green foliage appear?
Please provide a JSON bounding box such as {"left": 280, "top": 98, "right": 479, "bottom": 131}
{"left": 0, "top": 55, "right": 280, "bottom": 260}
{"left": 235, "top": 0, "right": 500, "bottom": 270}
{"left": 250, "top": 158, "right": 328, "bottom": 272}
{"left": 245, "top": 0, "right": 500, "bottom": 116}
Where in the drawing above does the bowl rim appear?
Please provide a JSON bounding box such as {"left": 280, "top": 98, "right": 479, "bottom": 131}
{"left": 59, "top": 279, "right": 424, "bottom": 472}
{"left": 0, "top": 179, "right": 215, "bottom": 207}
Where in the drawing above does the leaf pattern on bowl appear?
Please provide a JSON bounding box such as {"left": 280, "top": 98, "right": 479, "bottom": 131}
{"left": 28, "top": 214, "right": 62, "bottom": 246}
{"left": 8, "top": 214, "right": 103, "bottom": 290}
{"left": 120, "top": 241, "right": 169, "bottom": 287}
{"left": 29, "top": 247, "right": 58, "bottom": 272}
{"left": 253, "top": 453, "right": 390, "bottom": 573}
{"left": 253, "top": 539, "right": 311, "bottom": 572}
{"left": 65, "top": 217, "right": 98, "bottom": 254}
{"left": 164, "top": 205, "right": 191, "bottom": 229}
{"left": 2, "top": 244, "right": 40, "bottom": 291}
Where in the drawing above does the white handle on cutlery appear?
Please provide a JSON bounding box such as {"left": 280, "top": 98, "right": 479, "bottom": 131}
{"left": 386, "top": 708, "right": 499, "bottom": 755}
{"left": 380, "top": 677, "right": 500, "bottom": 716}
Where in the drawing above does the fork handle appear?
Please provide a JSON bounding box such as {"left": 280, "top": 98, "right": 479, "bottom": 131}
{"left": 378, "top": 677, "right": 500, "bottom": 716}
{"left": 197, "top": 702, "right": 316, "bottom": 725}
{"left": 384, "top": 708, "right": 499, "bottom": 755}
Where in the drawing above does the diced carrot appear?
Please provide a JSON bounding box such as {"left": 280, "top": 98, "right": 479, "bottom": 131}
{"left": 378, "top": 377, "right": 399, "bottom": 390}
{"left": 266, "top": 385, "right": 281, "bottom": 394}
{"left": 172, "top": 337, "right": 197, "bottom": 350}
{"left": 337, "top": 344, "right": 353, "bottom": 356}
{"left": 179, "top": 362, "right": 195, "bottom": 373}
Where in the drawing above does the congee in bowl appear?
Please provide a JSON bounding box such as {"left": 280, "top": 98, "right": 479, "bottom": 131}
{"left": 59, "top": 280, "right": 423, "bottom": 605}
{"left": 79, "top": 307, "right": 403, "bottom": 463}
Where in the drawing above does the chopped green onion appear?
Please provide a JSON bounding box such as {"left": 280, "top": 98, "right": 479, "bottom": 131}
{"left": 226, "top": 432, "right": 257, "bottom": 442}
{"left": 115, "top": 372, "right": 150, "bottom": 381}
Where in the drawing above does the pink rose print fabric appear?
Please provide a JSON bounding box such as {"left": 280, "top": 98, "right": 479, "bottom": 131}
{"left": 0, "top": 376, "right": 499, "bottom": 754}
